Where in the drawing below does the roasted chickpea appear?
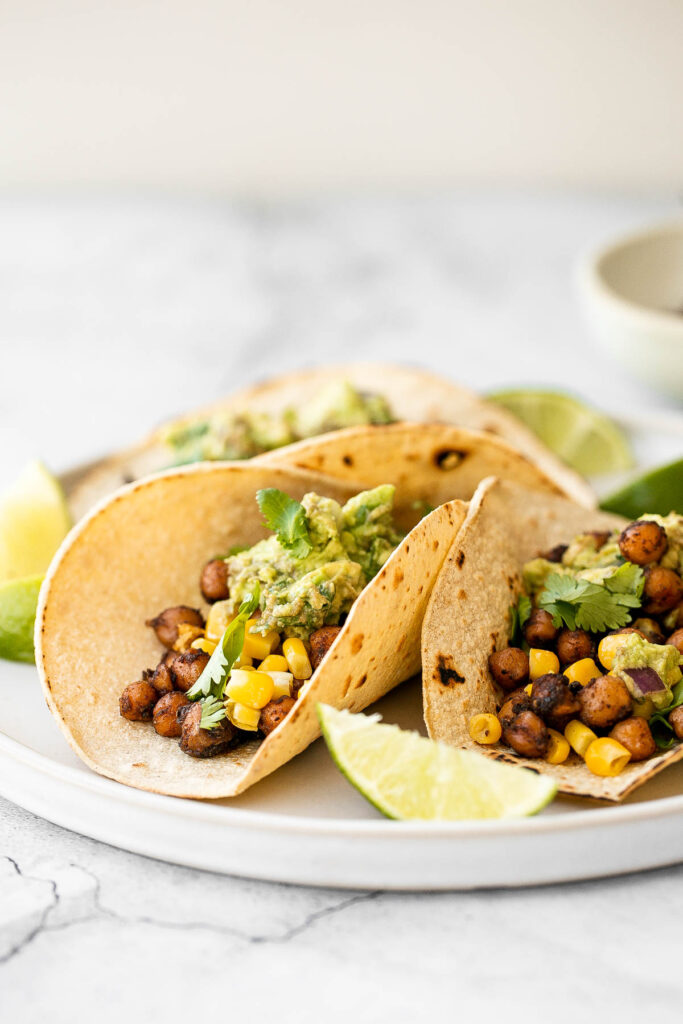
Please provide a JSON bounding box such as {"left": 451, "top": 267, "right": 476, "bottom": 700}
{"left": 200, "top": 559, "right": 230, "bottom": 603}
{"left": 668, "top": 706, "right": 683, "bottom": 740}
{"left": 578, "top": 674, "right": 632, "bottom": 730}
{"left": 643, "top": 567, "right": 683, "bottom": 616}
{"left": 530, "top": 673, "right": 582, "bottom": 731}
{"left": 502, "top": 710, "right": 549, "bottom": 759}
{"left": 169, "top": 649, "right": 210, "bottom": 692}
{"left": 632, "top": 618, "right": 666, "bottom": 645}
{"left": 119, "top": 680, "right": 158, "bottom": 721}
{"left": 556, "top": 629, "right": 594, "bottom": 665}
{"left": 498, "top": 688, "right": 533, "bottom": 728}
{"left": 151, "top": 650, "right": 177, "bottom": 694}
{"left": 666, "top": 628, "right": 683, "bottom": 655}
{"left": 541, "top": 544, "right": 568, "bottom": 563}
{"left": 179, "top": 702, "right": 237, "bottom": 758}
{"left": 523, "top": 609, "right": 558, "bottom": 649}
{"left": 259, "top": 696, "right": 296, "bottom": 736}
{"left": 146, "top": 606, "right": 205, "bottom": 649}
{"left": 609, "top": 717, "right": 656, "bottom": 762}
{"left": 618, "top": 520, "right": 668, "bottom": 566}
{"left": 488, "top": 647, "right": 530, "bottom": 692}
{"left": 153, "top": 692, "right": 190, "bottom": 738}
{"left": 309, "top": 626, "right": 342, "bottom": 670}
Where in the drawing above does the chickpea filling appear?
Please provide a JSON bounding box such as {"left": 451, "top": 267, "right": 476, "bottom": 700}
{"left": 476, "top": 515, "right": 683, "bottom": 777}
{"left": 118, "top": 485, "right": 404, "bottom": 759}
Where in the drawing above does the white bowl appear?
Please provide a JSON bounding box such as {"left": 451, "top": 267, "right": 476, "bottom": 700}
{"left": 579, "top": 221, "right": 683, "bottom": 399}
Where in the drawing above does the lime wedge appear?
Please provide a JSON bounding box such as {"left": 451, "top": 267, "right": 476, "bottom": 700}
{"left": 488, "top": 390, "right": 633, "bottom": 477}
{"left": 600, "top": 458, "right": 683, "bottom": 518}
{"left": 0, "top": 575, "right": 44, "bottom": 662}
{"left": 317, "top": 704, "right": 557, "bottom": 821}
{"left": 0, "top": 460, "right": 71, "bottom": 581}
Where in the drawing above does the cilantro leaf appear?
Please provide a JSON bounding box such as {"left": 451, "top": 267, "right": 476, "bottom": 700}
{"left": 538, "top": 562, "right": 644, "bottom": 633}
{"left": 199, "top": 695, "right": 227, "bottom": 731}
{"left": 256, "top": 489, "right": 312, "bottom": 559}
{"left": 186, "top": 586, "right": 260, "bottom": 701}
{"left": 649, "top": 679, "right": 683, "bottom": 750}
{"left": 509, "top": 593, "right": 532, "bottom": 643}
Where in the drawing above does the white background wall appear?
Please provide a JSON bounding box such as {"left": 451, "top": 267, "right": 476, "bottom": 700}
{"left": 1, "top": 0, "right": 682, "bottom": 194}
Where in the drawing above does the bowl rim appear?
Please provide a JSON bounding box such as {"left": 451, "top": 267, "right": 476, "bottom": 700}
{"left": 579, "top": 219, "right": 683, "bottom": 332}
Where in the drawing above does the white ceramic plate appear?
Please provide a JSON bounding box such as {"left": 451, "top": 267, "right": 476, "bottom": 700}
{"left": 1, "top": 413, "right": 682, "bottom": 890}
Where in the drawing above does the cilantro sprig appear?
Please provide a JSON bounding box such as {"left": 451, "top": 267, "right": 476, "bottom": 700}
{"left": 186, "top": 585, "right": 260, "bottom": 703}
{"left": 538, "top": 562, "right": 644, "bottom": 633}
{"left": 509, "top": 594, "right": 532, "bottom": 644}
{"left": 256, "top": 488, "right": 312, "bottom": 558}
{"left": 199, "top": 694, "right": 229, "bottom": 731}
{"left": 649, "top": 679, "right": 683, "bottom": 750}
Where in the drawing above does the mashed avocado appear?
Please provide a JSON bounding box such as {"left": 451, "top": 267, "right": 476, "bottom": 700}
{"left": 162, "top": 381, "right": 394, "bottom": 464}
{"left": 227, "top": 485, "right": 404, "bottom": 638}
{"left": 612, "top": 633, "right": 683, "bottom": 710}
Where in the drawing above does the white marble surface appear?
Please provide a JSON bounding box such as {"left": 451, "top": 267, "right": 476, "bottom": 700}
{"left": 1, "top": 192, "right": 683, "bottom": 1021}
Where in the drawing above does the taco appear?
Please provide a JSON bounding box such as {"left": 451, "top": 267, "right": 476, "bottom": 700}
{"left": 65, "top": 364, "right": 594, "bottom": 519}
{"left": 422, "top": 477, "right": 683, "bottom": 801}
{"left": 37, "top": 462, "right": 469, "bottom": 798}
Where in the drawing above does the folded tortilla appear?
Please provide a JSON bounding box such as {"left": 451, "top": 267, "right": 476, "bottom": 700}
{"left": 64, "top": 364, "right": 594, "bottom": 519}
{"left": 422, "top": 477, "right": 683, "bottom": 801}
{"left": 37, "top": 461, "right": 468, "bottom": 798}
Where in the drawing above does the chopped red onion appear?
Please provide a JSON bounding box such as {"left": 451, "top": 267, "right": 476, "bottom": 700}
{"left": 624, "top": 667, "right": 665, "bottom": 695}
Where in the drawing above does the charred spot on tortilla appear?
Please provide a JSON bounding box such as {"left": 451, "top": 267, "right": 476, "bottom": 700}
{"left": 437, "top": 655, "right": 465, "bottom": 686}
{"left": 354, "top": 673, "right": 368, "bottom": 689}
{"left": 342, "top": 454, "right": 354, "bottom": 466}
{"left": 456, "top": 551, "right": 465, "bottom": 568}
{"left": 351, "top": 633, "right": 364, "bottom": 654}
{"left": 393, "top": 569, "right": 404, "bottom": 590}
{"left": 434, "top": 449, "right": 466, "bottom": 471}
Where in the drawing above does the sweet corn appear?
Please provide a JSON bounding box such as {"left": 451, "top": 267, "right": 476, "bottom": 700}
{"left": 191, "top": 637, "right": 217, "bottom": 655}
{"left": 524, "top": 683, "right": 533, "bottom": 695}
{"left": 242, "top": 620, "right": 280, "bottom": 661}
{"left": 545, "top": 728, "right": 570, "bottom": 765}
{"left": 173, "top": 624, "right": 205, "bottom": 652}
{"left": 564, "top": 719, "right": 597, "bottom": 759}
{"left": 283, "top": 638, "right": 312, "bottom": 680}
{"left": 584, "top": 737, "right": 631, "bottom": 777}
{"left": 468, "top": 713, "right": 502, "bottom": 745}
{"left": 597, "top": 633, "right": 628, "bottom": 672}
{"left": 529, "top": 648, "right": 560, "bottom": 679}
{"left": 266, "top": 671, "right": 294, "bottom": 699}
{"left": 563, "top": 658, "right": 601, "bottom": 688}
{"left": 226, "top": 669, "right": 274, "bottom": 709}
{"left": 234, "top": 653, "right": 253, "bottom": 669}
{"left": 259, "top": 655, "right": 289, "bottom": 673}
{"left": 225, "top": 700, "right": 261, "bottom": 731}
{"left": 205, "top": 600, "right": 234, "bottom": 641}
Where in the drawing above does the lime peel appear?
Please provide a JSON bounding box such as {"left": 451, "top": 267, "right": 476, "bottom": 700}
{"left": 317, "top": 704, "right": 557, "bottom": 821}
{"left": 0, "top": 460, "right": 72, "bottom": 581}
{"left": 0, "top": 575, "right": 44, "bottom": 662}
{"left": 600, "top": 458, "right": 683, "bottom": 518}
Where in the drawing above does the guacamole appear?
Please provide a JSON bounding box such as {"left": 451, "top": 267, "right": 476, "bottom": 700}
{"left": 227, "top": 485, "right": 404, "bottom": 638}
{"left": 612, "top": 633, "right": 683, "bottom": 709}
{"left": 162, "top": 380, "right": 394, "bottom": 464}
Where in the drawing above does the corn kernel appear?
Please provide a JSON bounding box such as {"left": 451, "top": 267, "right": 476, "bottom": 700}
{"left": 205, "top": 600, "right": 234, "bottom": 641}
{"left": 242, "top": 620, "right": 280, "bottom": 661}
{"left": 468, "top": 713, "right": 502, "bottom": 745}
{"left": 564, "top": 719, "right": 597, "bottom": 759}
{"left": 226, "top": 669, "right": 274, "bottom": 709}
{"left": 191, "top": 637, "right": 217, "bottom": 655}
{"left": 563, "top": 658, "right": 602, "bottom": 688}
{"left": 597, "top": 633, "right": 629, "bottom": 672}
{"left": 529, "top": 648, "right": 560, "bottom": 679}
{"left": 584, "top": 737, "right": 631, "bottom": 777}
{"left": 234, "top": 653, "right": 253, "bottom": 669}
{"left": 173, "top": 624, "right": 205, "bottom": 652}
{"left": 259, "top": 655, "right": 289, "bottom": 673}
{"left": 545, "top": 728, "right": 570, "bottom": 765}
{"left": 225, "top": 700, "right": 261, "bottom": 731}
{"left": 283, "top": 638, "right": 313, "bottom": 680}
{"left": 266, "top": 671, "right": 294, "bottom": 699}
{"left": 524, "top": 683, "right": 533, "bottom": 695}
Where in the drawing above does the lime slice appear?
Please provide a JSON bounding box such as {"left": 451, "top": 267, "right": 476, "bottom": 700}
{"left": 317, "top": 704, "right": 557, "bottom": 821}
{"left": 488, "top": 390, "right": 633, "bottom": 477}
{"left": 0, "top": 575, "right": 44, "bottom": 662}
{"left": 0, "top": 460, "right": 71, "bottom": 581}
{"left": 600, "top": 458, "right": 683, "bottom": 518}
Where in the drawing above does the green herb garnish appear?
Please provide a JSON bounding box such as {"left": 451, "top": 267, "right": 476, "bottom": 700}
{"left": 509, "top": 594, "right": 532, "bottom": 644}
{"left": 649, "top": 679, "right": 683, "bottom": 750}
{"left": 186, "top": 585, "right": 260, "bottom": 702}
{"left": 199, "top": 694, "right": 227, "bottom": 730}
{"left": 256, "top": 488, "right": 312, "bottom": 559}
{"left": 538, "top": 562, "right": 644, "bottom": 632}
